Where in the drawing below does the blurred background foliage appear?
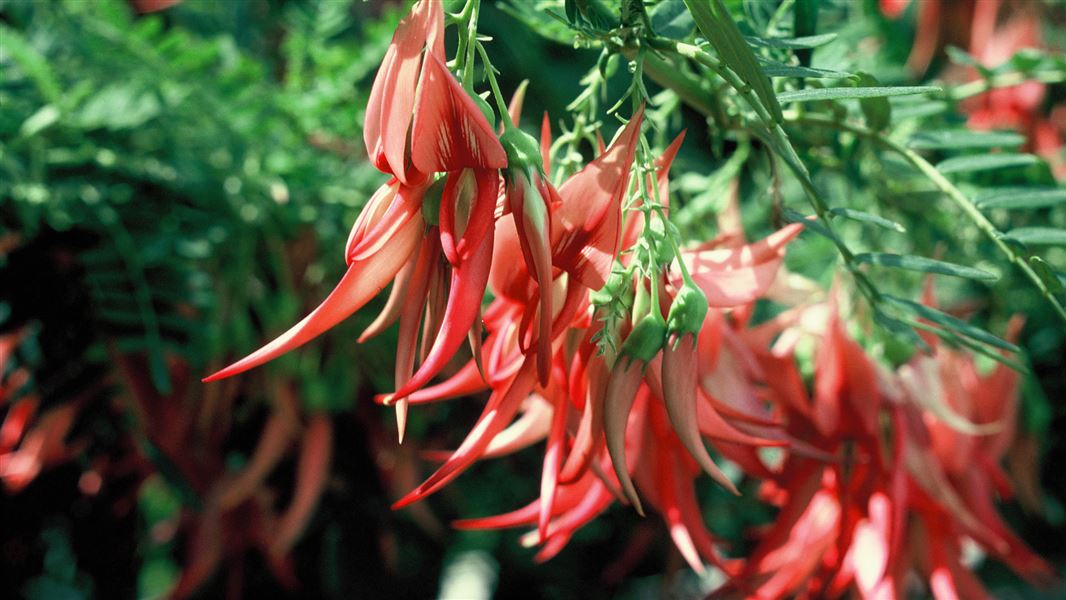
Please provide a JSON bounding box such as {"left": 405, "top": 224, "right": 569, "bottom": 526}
{"left": 1, "top": 0, "right": 1065, "bottom": 598}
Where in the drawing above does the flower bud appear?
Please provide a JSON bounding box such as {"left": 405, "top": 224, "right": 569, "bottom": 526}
{"left": 666, "top": 281, "right": 708, "bottom": 337}
{"left": 589, "top": 266, "right": 629, "bottom": 307}
{"left": 500, "top": 127, "right": 544, "bottom": 174}
{"left": 619, "top": 312, "right": 667, "bottom": 363}
{"left": 471, "top": 92, "right": 496, "bottom": 129}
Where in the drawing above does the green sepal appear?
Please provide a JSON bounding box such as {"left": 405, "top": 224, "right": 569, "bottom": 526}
{"left": 666, "top": 281, "right": 708, "bottom": 336}
{"left": 472, "top": 92, "right": 496, "bottom": 129}
{"left": 500, "top": 127, "right": 543, "bottom": 174}
{"left": 619, "top": 312, "right": 667, "bottom": 363}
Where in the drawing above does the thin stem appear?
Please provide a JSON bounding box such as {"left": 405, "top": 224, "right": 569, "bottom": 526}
{"left": 462, "top": 0, "right": 480, "bottom": 89}
{"left": 644, "top": 38, "right": 881, "bottom": 304}
{"left": 948, "top": 69, "right": 1066, "bottom": 101}
{"left": 793, "top": 115, "right": 1066, "bottom": 324}
{"left": 476, "top": 41, "right": 515, "bottom": 130}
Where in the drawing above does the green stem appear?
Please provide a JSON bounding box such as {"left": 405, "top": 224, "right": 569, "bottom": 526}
{"left": 462, "top": 0, "right": 480, "bottom": 89}
{"left": 793, "top": 115, "right": 1066, "bottom": 324}
{"left": 948, "top": 69, "right": 1066, "bottom": 101}
{"left": 645, "top": 38, "right": 881, "bottom": 303}
{"left": 476, "top": 42, "right": 515, "bottom": 130}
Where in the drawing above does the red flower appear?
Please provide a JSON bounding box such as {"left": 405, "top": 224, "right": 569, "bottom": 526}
{"left": 363, "top": 0, "right": 444, "bottom": 184}
{"left": 552, "top": 110, "right": 644, "bottom": 291}
{"left": 203, "top": 179, "right": 426, "bottom": 382}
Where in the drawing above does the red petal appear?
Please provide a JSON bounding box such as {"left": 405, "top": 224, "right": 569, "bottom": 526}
{"left": 678, "top": 223, "right": 803, "bottom": 307}
{"left": 389, "top": 224, "right": 494, "bottom": 402}
{"left": 661, "top": 334, "right": 739, "bottom": 494}
{"left": 411, "top": 53, "right": 507, "bottom": 174}
{"left": 364, "top": 0, "right": 444, "bottom": 183}
{"left": 603, "top": 357, "right": 646, "bottom": 515}
{"left": 271, "top": 415, "right": 333, "bottom": 555}
{"left": 393, "top": 357, "right": 537, "bottom": 508}
{"left": 203, "top": 213, "right": 422, "bottom": 382}
{"left": 553, "top": 109, "right": 643, "bottom": 290}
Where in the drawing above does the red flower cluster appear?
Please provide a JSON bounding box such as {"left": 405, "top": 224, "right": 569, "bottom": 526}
{"left": 883, "top": 0, "right": 1064, "bottom": 174}
{"left": 1, "top": 329, "right": 83, "bottom": 492}
{"left": 202, "top": 1, "right": 1053, "bottom": 596}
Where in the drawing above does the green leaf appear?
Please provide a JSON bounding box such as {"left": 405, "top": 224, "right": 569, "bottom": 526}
{"left": 759, "top": 60, "right": 851, "bottom": 79}
{"left": 744, "top": 33, "right": 838, "bottom": 49}
{"left": 782, "top": 208, "right": 839, "bottom": 242}
{"left": 908, "top": 130, "right": 1027, "bottom": 150}
{"left": 1029, "top": 257, "right": 1066, "bottom": 295}
{"left": 18, "top": 105, "right": 62, "bottom": 139}
{"left": 945, "top": 46, "right": 992, "bottom": 76}
{"left": 883, "top": 295, "right": 1019, "bottom": 353}
{"left": 936, "top": 153, "right": 1040, "bottom": 174}
{"left": 0, "top": 25, "right": 64, "bottom": 104}
{"left": 777, "top": 86, "right": 941, "bottom": 103}
{"left": 855, "top": 73, "right": 890, "bottom": 130}
{"left": 854, "top": 253, "right": 998, "bottom": 281}
{"left": 650, "top": 0, "right": 695, "bottom": 39}
{"left": 1006, "top": 227, "right": 1066, "bottom": 247}
{"left": 891, "top": 100, "right": 950, "bottom": 121}
{"left": 874, "top": 309, "right": 931, "bottom": 355}
{"left": 684, "top": 0, "right": 783, "bottom": 122}
{"left": 828, "top": 208, "right": 905, "bottom": 232}
{"left": 975, "top": 188, "right": 1066, "bottom": 210}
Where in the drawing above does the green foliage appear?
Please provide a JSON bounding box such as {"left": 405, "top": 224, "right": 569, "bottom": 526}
{"left": 3, "top": 0, "right": 1065, "bottom": 597}
{"left": 1, "top": 0, "right": 389, "bottom": 392}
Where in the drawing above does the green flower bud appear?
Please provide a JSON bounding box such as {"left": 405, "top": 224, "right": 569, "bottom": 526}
{"left": 590, "top": 265, "right": 629, "bottom": 307}
{"left": 666, "top": 281, "right": 708, "bottom": 337}
{"left": 500, "top": 127, "right": 543, "bottom": 174}
{"left": 619, "top": 312, "right": 667, "bottom": 363}
{"left": 471, "top": 92, "right": 496, "bottom": 129}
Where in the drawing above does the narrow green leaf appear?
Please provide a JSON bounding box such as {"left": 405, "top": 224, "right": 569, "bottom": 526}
{"left": 782, "top": 208, "right": 838, "bottom": 242}
{"left": 792, "top": 0, "right": 819, "bottom": 68}
{"left": 874, "top": 309, "right": 931, "bottom": 355}
{"left": 936, "top": 153, "right": 1040, "bottom": 174}
{"left": 975, "top": 188, "right": 1066, "bottom": 210}
{"left": 854, "top": 73, "right": 891, "bottom": 130}
{"left": 0, "top": 25, "right": 63, "bottom": 103}
{"left": 891, "top": 100, "right": 950, "bottom": 121}
{"left": 906, "top": 319, "right": 1028, "bottom": 373}
{"left": 854, "top": 253, "right": 998, "bottom": 281}
{"left": 745, "top": 33, "right": 838, "bottom": 49}
{"left": 1006, "top": 227, "right": 1066, "bottom": 247}
{"left": 684, "top": 0, "right": 783, "bottom": 122}
{"left": 759, "top": 60, "right": 851, "bottom": 79}
{"left": 945, "top": 46, "right": 985, "bottom": 71}
{"left": 828, "top": 208, "right": 906, "bottom": 232}
{"left": 1029, "top": 256, "right": 1066, "bottom": 295}
{"left": 19, "top": 105, "right": 61, "bottom": 139}
{"left": 650, "top": 0, "right": 694, "bottom": 39}
{"left": 777, "top": 86, "right": 941, "bottom": 103}
{"left": 883, "top": 295, "right": 1019, "bottom": 353}
{"left": 908, "top": 130, "right": 1027, "bottom": 150}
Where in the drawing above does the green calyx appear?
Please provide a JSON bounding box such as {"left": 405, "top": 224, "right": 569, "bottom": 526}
{"left": 666, "top": 281, "right": 708, "bottom": 337}
{"left": 500, "top": 127, "right": 543, "bottom": 174}
{"left": 470, "top": 91, "right": 497, "bottom": 129}
{"left": 620, "top": 312, "right": 667, "bottom": 363}
{"left": 590, "top": 266, "right": 630, "bottom": 307}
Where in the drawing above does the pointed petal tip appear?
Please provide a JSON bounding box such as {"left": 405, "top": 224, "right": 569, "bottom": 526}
{"left": 391, "top": 490, "right": 423, "bottom": 510}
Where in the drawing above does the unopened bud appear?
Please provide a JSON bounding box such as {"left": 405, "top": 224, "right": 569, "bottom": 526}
{"left": 619, "top": 313, "right": 667, "bottom": 363}
{"left": 666, "top": 281, "right": 708, "bottom": 337}
{"left": 500, "top": 127, "right": 543, "bottom": 174}
{"left": 472, "top": 92, "right": 496, "bottom": 129}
